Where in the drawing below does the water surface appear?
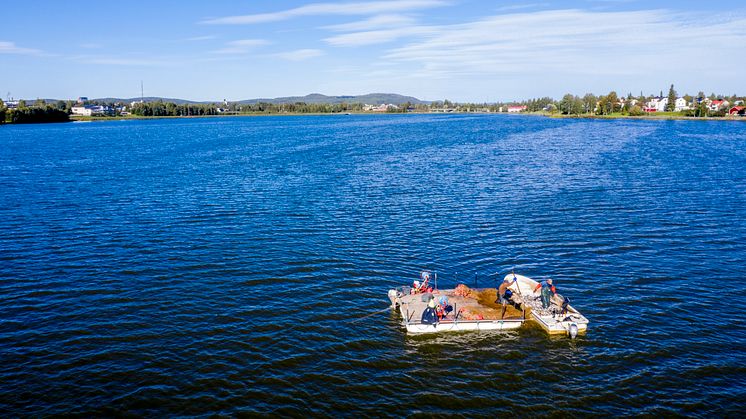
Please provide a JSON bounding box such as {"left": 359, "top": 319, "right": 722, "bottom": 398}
{"left": 1, "top": 114, "right": 744, "bottom": 416}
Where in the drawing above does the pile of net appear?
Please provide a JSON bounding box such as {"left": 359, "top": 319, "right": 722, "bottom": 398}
{"left": 457, "top": 307, "right": 485, "bottom": 320}
{"left": 475, "top": 288, "right": 528, "bottom": 318}
{"left": 454, "top": 284, "right": 475, "bottom": 298}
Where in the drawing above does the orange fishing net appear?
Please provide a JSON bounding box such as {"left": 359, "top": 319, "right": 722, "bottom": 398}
{"left": 454, "top": 284, "right": 474, "bottom": 298}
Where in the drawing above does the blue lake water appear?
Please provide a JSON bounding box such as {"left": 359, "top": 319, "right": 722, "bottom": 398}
{"left": 1, "top": 114, "right": 745, "bottom": 416}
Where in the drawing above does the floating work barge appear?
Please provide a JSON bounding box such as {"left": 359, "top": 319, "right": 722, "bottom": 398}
{"left": 387, "top": 272, "right": 589, "bottom": 338}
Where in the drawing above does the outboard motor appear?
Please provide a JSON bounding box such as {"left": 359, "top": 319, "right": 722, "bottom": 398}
{"left": 388, "top": 289, "right": 398, "bottom": 307}
{"left": 569, "top": 323, "right": 579, "bottom": 339}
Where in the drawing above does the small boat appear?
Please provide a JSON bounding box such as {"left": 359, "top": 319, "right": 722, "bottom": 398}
{"left": 387, "top": 271, "right": 589, "bottom": 338}
{"left": 504, "top": 273, "right": 589, "bottom": 338}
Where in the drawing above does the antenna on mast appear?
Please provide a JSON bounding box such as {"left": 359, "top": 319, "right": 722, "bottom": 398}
{"left": 140, "top": 80, "right": 144, "bottom": 103}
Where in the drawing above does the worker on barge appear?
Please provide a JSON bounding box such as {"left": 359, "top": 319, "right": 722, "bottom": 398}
{"left": 534, "top": 278, "right": 556, "bottom": 310}
{"left": 412, "top": 271, "right": 433, "bottom": 294}
{"left": 496, "top": 278, "right": 515, "bottom": 319}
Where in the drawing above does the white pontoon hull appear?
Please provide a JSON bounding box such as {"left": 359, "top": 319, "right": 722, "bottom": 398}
{"left": 405, "top": 319, "right": 523, "bottom": 334}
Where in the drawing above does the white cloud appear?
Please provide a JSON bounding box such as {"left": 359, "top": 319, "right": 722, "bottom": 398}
{"left": 201, "top": 0, "right": 447, "bottom": 25}
{"left": 314, "top": 8, "right": 746, "bottom": 99}
{"left": 274, "top": 48, "right": 324, "bottom": 61}
{"left": 185, "top": 35, "right": 217, "bottom": 41}
{"left": 82, "top": 57, "right": 171, "bottom": 66}
{"left": 323, "top": 14, "right": 417, "bottom": 31}
{"left": 212, "top": 39, "right": 270, "bottom": 54}
{"left": 494, "top": 3, "right": 549, "bottom": 13}
{"left": 372, "top": 9, "right": 746, "bottom": 79}
{"left": 0, "top": 40, "right": 43, "bottom": 55}
{"left": 325, "top": 26, "right": 436, "bottom": 46}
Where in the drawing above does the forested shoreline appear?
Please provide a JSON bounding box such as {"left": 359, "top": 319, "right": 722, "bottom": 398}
{"left": 2, "top": 86, "right": 743, "bottom": 125}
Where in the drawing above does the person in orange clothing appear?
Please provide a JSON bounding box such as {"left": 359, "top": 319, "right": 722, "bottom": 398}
{"left": 534, "top": 278, "right": 556, "bottom": 310}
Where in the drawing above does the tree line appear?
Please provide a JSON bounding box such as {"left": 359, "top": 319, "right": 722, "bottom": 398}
{"left": 2, "top": 87, "right": 743, "bottom": 125}
{"left": 0, "top": 100, "right": 70, "bottom": 124}
{"left": 551, "top": 86, "right": 742, "bottom": 117}
{"left": 128, "top": 101, "right": 378, "bottom": 116}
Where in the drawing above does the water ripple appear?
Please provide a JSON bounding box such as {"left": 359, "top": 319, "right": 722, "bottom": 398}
{"left": 0, "top": 115, "right": 744, "bottom": 416}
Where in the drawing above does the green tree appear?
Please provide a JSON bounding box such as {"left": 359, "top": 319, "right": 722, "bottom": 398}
{"left": 695, "top": 101, "right": 708, "bottom": 118}
{"left": 597, "top": 91, "right": 620, "bottom": 115}
{"left": 5, "top": 106, "right": 69, "bottom": 124}
{"left": 559, "top": 94, "right": 574, "bottom": 115}
{"left": 18, "top": 99, "right": 27, "bottom": 108}
{"left": 582, "top": 93, "right": 597, "bottom": 114}
{"left": 0, "top": 99, "right": 6, "bottom": 123}
{"left": 666, "top": 84, "right": 677, "bottom": 111}
{"left": 559, "top": 94, "right": 583, "bottom": 115}
{"left": 628, "top": 105, "right": 645, "bottom": 116}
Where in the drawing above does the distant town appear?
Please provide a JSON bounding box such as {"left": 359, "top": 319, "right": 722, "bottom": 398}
{"left": 1, "top": 86, "right": 744, "bottom": 124}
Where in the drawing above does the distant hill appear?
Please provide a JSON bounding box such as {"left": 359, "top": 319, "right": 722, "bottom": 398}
{"left": 86, "top": 93, "right": 425, "bottom": 105}
{"left": 236, "top": 93, "right": 426, "bottom": 105}
{"left": 91, "top": 97, "right": 200, "bottom": 105}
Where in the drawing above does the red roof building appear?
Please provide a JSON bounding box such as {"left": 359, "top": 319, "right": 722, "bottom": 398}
{"left": 729, "top": 106, "right": 745, "bottom": 115}
{"left": 709, "top": 99, "right": 729, "bottom": 111}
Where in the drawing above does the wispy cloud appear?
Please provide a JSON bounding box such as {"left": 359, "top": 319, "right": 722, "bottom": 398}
{"left": 494, "top": 3, "right": 550, "bottom": 13}
{"left": 323, "top": 14, "right": 417, "bottom": 31}
{"left": 325, "top": 26, "right": 435, "bottom": 46}
{"left": 201, "top": 0, "right": 447, "bottom": 25}
{"left": 211, "top": 39, "right": 270, "bottom": 54}
{"left": 185, "top": 35, "right": 217, "bottom": 41}
{"left": 312, "top": 8, "right": 746, "bottom": 99}
{"left": 0, "top": 40, "right": 44, "bottom": 55}
{"left": 81, "top": 57, "right": 172, "bottom": 66}
{"left": 274, "top": 48, "right": 324, "bottom": 61}
{"left": 340, "top": 9, "right": 746, "bottom": 79}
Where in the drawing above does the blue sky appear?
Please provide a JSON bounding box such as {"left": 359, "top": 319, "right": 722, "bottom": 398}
{"left": 2, "top": 0, "right": 745, "bottom": 102}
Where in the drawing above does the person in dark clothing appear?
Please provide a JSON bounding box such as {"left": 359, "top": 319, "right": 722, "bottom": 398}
{"left": 495, "top": 278, "right": 514, "bottom": 319}
{"left": 421, "top": 298, "right": 438, "bottom": 326}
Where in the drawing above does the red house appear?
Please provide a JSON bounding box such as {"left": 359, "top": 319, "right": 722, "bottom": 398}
{"left": 729, "top": 106, "right": 745, "bottom": 116}
{"left": 709, "top": 99, "right": 729, "bottom": 111}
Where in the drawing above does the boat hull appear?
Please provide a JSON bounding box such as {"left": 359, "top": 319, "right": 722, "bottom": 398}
{"left": 405, "top": 319, "right": 523, "bottom": 334}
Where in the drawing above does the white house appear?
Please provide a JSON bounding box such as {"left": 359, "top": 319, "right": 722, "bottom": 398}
{"left": 71, "top": 105, "right": 113, "bottom": 116}
{"left": 71, "top": 106, "right": 92, "bottom": 116}
{"left": 646, "top": 97, "right": 667, "bottom": 112}
{"left": 507, "top": 105, "right": 527, "bottom": 113}
{"left": 674, "top": 98, "right": 690, "bottom": 112}
{"left": 364, "top": 103, "right": 399, "bottom": 112}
